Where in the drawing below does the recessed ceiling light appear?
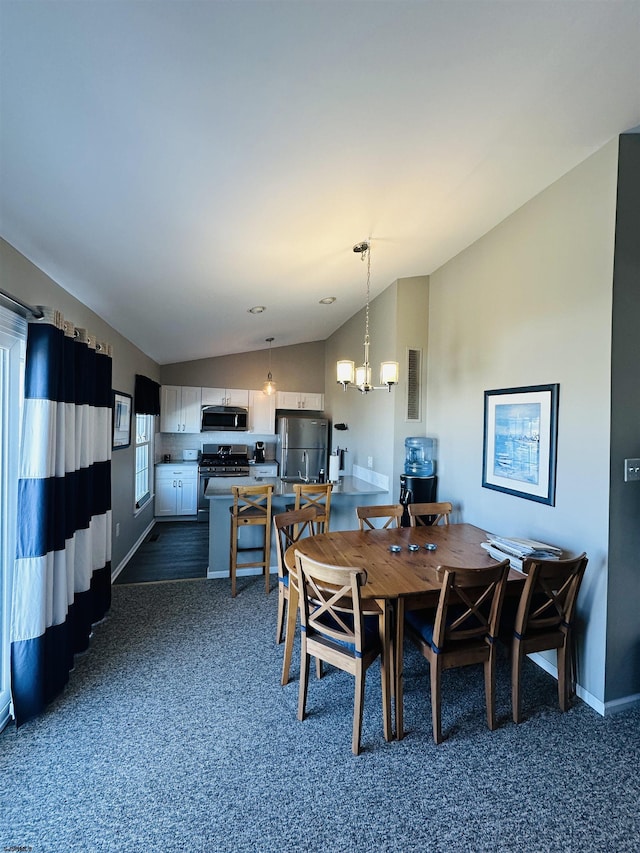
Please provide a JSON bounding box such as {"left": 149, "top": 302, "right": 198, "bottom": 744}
{"left": 319, "top": 296, "right": 336, "bottom": 305}
{"left": 248, "top": 305, "right": 266, "bottom": 314}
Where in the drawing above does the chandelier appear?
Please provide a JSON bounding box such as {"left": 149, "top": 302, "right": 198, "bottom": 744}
{"left": 263, "top": 337, "right": 277, "bottom": 396}
{"left": 337, "top": 241, "right": 399, "bottom": 393}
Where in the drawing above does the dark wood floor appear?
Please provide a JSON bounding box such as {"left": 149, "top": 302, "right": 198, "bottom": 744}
{"left": 114, "top": 521, "right": 209, "bottom": 584}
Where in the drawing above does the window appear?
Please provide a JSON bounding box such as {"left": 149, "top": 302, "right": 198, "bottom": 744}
{"left": 0, "top": 304, "right": 27, "bottom": 730}
{"left": 135, "top": 413, "right": 153, "bottom": 509}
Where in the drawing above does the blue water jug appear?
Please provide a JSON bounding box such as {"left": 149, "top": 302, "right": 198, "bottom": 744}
{"left": 404, "top": 436, "right": 434, "bottom": 476}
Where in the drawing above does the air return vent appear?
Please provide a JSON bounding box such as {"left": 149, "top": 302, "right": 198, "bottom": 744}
{"left": 406, "top": 348, "right": 422, "bottom": 421}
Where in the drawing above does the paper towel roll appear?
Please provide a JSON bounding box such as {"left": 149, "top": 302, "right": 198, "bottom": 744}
{"left": 329, "top": 455, "right": 340, "bottom": 482}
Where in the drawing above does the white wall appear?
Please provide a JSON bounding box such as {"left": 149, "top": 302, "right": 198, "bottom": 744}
{"left": 426, "top": 140, "right": 619, "bottom": 706}
{"left": 324, "top": 275, "right": 429, "bottom": 501}
{"left": 324, "top": 283, "right": 399, "bottom": 490}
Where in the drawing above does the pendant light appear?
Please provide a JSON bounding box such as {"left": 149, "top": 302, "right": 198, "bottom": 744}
{"left": 263, "top": 337, "right": 277, "bottom": 396}
{"left": 337, "top": 241, "right": 399, "bottom": 393}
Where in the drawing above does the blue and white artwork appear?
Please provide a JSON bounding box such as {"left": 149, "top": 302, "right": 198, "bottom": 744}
{"left": 493, "top": 401, "right": 541, "bottom": 484}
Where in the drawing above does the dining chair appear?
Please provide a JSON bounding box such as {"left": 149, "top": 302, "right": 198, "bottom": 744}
{"left": 510, "top": 552, "right": 588, "bottom": 723}
{"left": 273, "top": 506, "right": 318, "bottom": 686}
{"left": 404, "top": 559, "right": 510, "bottom": 744}
{"left": 293, "top": 482, "right": 333, "bottom": 533}
{"left": 295, "top": 550, "right": 392, "bottom": 755}
{"left": 408, "top": 500, "right": 453, "bottom": 527}
{"left": 356, "top": 504, "right": 404, "bottom": 530}
{"left": 229, "top": 483, "right": 274, "bottom": 598}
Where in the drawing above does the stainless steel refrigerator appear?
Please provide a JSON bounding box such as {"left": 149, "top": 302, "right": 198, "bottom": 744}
{"left": 276, "top": 415, "right": 329, "bottom": 481}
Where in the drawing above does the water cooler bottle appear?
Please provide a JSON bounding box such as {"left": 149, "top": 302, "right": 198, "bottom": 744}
{"left": 400, "top": 437, "right": 437, "bottom": 527}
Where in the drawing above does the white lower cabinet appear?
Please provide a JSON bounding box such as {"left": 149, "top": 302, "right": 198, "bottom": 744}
{"left": 155, "top": 464, "right": 198, "bottom": 517}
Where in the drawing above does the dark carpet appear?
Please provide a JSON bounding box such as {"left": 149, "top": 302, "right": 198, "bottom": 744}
{"left": 1, "top": 577, "right": 639, "bottom": 853}
{"left": 114, "top": 521, "right": 208, "bottom": 583}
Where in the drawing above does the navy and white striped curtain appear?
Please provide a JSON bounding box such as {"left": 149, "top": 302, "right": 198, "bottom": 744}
{"left": 11, "top": 309, "right": 112, "bottom": 727}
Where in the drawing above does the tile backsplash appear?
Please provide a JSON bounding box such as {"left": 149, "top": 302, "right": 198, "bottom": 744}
{"left": 155, "top": 430, "right": 276, "bottom": 462}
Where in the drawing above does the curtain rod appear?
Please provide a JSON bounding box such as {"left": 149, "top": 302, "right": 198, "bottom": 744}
{"left": 0, "top": 287, "right": 44, "bottom": 319}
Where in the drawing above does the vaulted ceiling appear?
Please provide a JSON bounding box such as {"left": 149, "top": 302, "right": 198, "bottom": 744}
{"left": 1, "top": 1, "right": 639, "bottom": 364}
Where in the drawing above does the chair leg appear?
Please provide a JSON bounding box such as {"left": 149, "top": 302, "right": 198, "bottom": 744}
{"left": 276, "top": 587, "right": 286, "bottom": 644}
{"left": 297, "top": 637, "right": 310, "bottom": 722}
{"left": 557, "top": 642, "right": 569, "bottom": 712}
{"left": 230, "top": 518, "right": 238, "bottom": 598}
{"left": 484, "top": 650, "right": 497, "bottom": 731}
{"left": 380, "top": 647, "right": 392, "bottom": 743}
{"left": 512, "top": 639, "right": 524, "bottom": 724}
{"left": 430, "top": 659, "right": 443, "bottom": 744}
{"left": 264, "top": 521, "right": 271, "bottom": 595}
{"left": 352, "top": 664, "right": 365, "bottom": 755}
{"left": 281, "top": 586, "right": 298, "bottom": 686}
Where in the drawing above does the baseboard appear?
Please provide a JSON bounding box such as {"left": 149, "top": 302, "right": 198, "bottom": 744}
{"left": 602, "top": 691, "right": 640, "bottom": 715}
{"left": 207, "top": 566, "right": 276, "bottom": 580}
{"left": 111, "top": 520, "right": 156, "bottom": 582}
{"left": 507, "top": 650, "right": 639, "bottom": 716}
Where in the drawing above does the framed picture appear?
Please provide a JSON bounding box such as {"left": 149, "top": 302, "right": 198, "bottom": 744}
{"left": 112, "top": 391, "right": 132, "bottom": 450}
{"left": 482, "top": 383, "right": 559, "bottom": 505}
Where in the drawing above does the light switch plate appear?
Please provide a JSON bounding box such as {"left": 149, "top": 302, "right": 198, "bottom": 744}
{"left": 624, "top": 458, "right": 640, "bottom": 482}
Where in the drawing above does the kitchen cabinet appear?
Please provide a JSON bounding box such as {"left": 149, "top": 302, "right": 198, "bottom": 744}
{"left": 248, "top": 389, "right": 276, "bottom": 434}
{"left": 252, "top": 462, "right": 278, "bottom": 478}
{"left": 155, "top": 463, "right": 198, "bottom": 517}
{"left": 160, "top": 385, "right": 202, "bottom": 433}
{"left": 275, "top": 391, "right": 324, "bottom": 411}
{"left": 201, "top": 387, "right": 249, "bottom": 407}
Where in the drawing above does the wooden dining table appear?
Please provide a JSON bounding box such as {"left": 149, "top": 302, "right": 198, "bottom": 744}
{"left": 286, "top": 522, "right": 524, "bottom": 739}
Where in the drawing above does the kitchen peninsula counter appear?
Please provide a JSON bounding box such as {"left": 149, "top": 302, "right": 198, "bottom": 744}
{"left": 204, "top": 476, "right": 388, "bottom": 579}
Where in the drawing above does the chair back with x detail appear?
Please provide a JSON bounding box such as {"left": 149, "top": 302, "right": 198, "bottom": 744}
{"left": 511, "top": 552, "right": 588, "bottom": 723}
{"left": 295, "top": 550, "right": 391, "bottom": 755}
{"left": 273, "top": 506, "right": 318, "bottom": 686}
{"left": 408, "top": 501, "right": 453, "bottom": 527}
{"left": 356, "top": 504, "right": 403, "bottom": 530}
{"left": 293, "top": 482, "right": 333, "bottom": 533}
{"left": 405, "top": 559, "right": 510, "bottom": 743}
{"left": 229, "top": 483, "right": 274, "bottom": 597}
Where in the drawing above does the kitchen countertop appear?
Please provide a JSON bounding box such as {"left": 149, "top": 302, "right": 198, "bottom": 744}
{"left": 204, "top": 476, "right": 386, "bottom": 499}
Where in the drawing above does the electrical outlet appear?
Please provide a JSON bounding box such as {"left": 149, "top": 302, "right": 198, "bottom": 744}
{"left": 116, "top": 522, "right": 120, "bottom": 537}
{"left": 367, "top": 456, "right": 373, "bottom": 469}
{"left": 624, "top": 459, "right": 640, "bottom": 482}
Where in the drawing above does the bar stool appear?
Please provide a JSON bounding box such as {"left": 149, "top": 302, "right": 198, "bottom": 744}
{"left": 229, "top": 483, "right": 274, "bottom": 597}
{"left": 293, "top": 482, "right": 333, "bottom": 533}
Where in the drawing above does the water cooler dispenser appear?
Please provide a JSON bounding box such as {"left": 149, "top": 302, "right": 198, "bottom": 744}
{"left": 400, "top": 437, "right": 437, "bottom": 526}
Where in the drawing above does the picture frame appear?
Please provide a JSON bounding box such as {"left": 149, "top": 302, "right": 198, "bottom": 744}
{"left": 112, "top": 390, "right": 132, "bottom": 450}
{"left": 482, "top": 383, "right": 559, "bottom": 505}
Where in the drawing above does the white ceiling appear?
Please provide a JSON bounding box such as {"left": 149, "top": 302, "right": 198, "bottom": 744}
{"left": 1, "top": 1, "right": 639, "bottom": 365}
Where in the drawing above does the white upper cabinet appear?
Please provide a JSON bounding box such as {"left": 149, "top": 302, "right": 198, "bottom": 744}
{"left": 201, "top": 387, "right": 249, "bottom": 407}
{"left": 160, "top": 385, "right": 202, "bottom": 433}
{"left": 248, "top": 390, "right": 276, "bottom": 434}
{"left": 275, "top": 391, "right": 324, "bottom": 411}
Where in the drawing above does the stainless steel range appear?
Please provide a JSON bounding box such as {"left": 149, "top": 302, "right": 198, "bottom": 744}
{"left": 197, "top": 444, "right": 251, "bottom": 522}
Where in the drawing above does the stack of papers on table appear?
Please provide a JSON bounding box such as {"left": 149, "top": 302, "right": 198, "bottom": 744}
{"left": 481, "top": 534, "right": 562, "bottom": 572}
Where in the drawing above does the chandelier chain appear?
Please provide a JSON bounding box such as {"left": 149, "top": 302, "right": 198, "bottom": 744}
{"left": 364, "top": 242, "right": 370, "bottom": 343}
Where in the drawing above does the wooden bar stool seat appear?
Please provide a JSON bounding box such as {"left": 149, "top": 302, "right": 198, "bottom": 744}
{"left": 229, "top": 484, "right": 274, "bottom": 597}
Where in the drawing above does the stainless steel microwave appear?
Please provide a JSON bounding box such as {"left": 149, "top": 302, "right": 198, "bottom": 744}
{"left": 201, "top": 405, "right": 249, "bottom": 431}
